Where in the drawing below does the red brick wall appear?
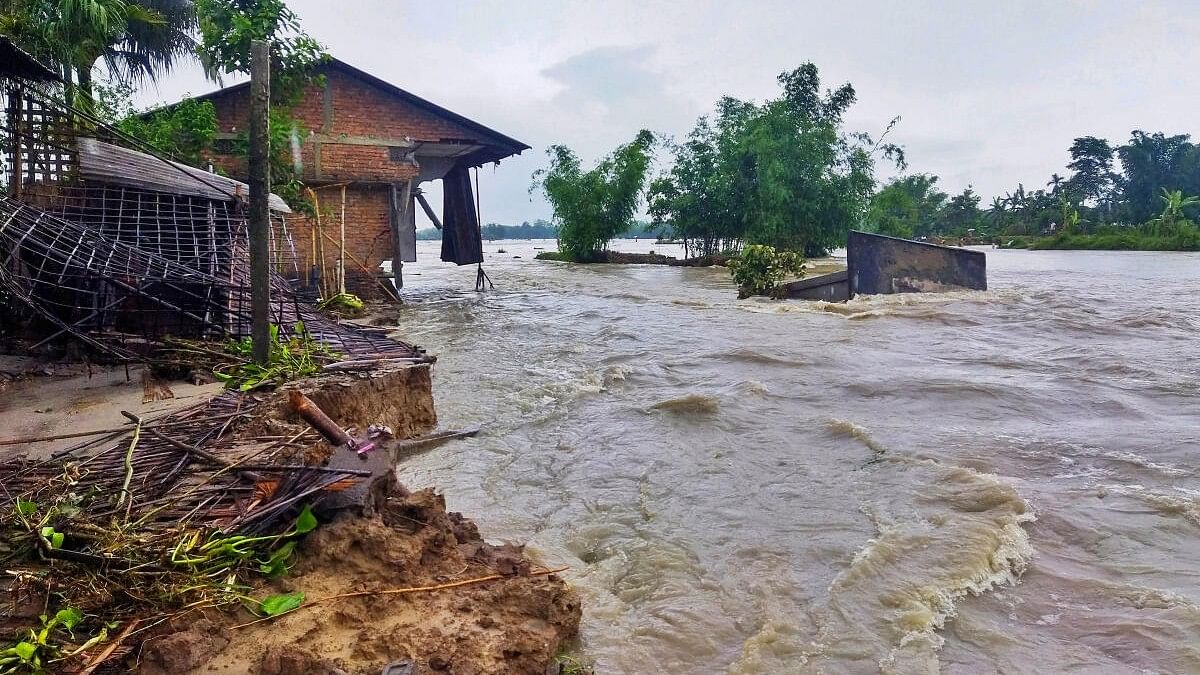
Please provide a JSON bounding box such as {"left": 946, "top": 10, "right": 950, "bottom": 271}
{"left": 286, "top": 184, "right": 401, "bottom": 298}
{"left": 201, "top": 65, "right": 489, "bottom": 294}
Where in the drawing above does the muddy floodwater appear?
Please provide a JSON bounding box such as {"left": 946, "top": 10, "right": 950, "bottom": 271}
{"left": 387, "top": 240, "right": 1200, "bottom": 674}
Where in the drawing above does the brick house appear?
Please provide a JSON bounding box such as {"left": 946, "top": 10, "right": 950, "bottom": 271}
{"left": 191, "top": 58, "right": 529, "bottom": 297}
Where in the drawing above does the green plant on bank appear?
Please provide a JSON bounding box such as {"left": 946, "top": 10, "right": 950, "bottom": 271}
{"left": 0, "top": 607, "right": 106, "bottom": 675}
{"left": 212, "top": 322, "right": 340, "bottom": 391}
{"left": 316, "top": 292, "right": 365, "bottom": 316}
{"left": 727, "top": 244, "right": 806, "bottom": 298}
{"left": 0, "top": 495, "right": 323, "bottom": 672}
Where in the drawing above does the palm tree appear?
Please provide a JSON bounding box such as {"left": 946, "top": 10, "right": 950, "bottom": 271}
{"left": 985, "top": 196, "right": 1006, "bottom": 228}
{"left": 5, "top": 0, "right": 198, "bottom": 107}
{"left": 1047, "top": 173, "right": 1065, "bottom": 194}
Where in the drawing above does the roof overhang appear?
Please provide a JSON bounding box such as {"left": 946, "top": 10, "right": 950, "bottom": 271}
{"left": 0, "top": 36, "right": 61, "bottom": 83}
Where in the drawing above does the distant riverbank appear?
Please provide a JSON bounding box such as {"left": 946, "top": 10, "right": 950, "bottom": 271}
{"left": 1001, "top": 229, "right": 1200, "bottom": 251}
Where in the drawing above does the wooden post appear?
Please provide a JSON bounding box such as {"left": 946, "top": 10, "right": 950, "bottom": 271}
{"left": 248, "top": 40, "right": 271, "bottom": 365}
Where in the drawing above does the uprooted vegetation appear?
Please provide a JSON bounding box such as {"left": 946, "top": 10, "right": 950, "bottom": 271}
{"left": 162, "top": 322, "right": 342, "bottom": 392}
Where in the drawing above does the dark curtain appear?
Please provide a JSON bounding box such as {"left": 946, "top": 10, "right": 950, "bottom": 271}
{"left": 440, "top": 164, "right": 483, "bottom": 265}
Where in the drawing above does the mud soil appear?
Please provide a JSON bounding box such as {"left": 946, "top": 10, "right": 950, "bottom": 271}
{"left": 160, "top": 485, "right": 580, "bottom": 675}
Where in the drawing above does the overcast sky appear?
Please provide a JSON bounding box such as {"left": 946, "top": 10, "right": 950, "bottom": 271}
{"left": 137, "top": 0, "right": 1200, "bottom": 226}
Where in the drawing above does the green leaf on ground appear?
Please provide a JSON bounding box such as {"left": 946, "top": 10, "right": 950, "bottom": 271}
{"left": 259, "top": 592, "right": 304, "bottom": 616}
{"left": 293, "top": 505, "right": 318, "bottom": 534}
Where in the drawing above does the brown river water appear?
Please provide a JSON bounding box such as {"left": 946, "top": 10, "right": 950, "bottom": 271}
{"left": 387, "top": 240, "right": 1200, "bottom": 674}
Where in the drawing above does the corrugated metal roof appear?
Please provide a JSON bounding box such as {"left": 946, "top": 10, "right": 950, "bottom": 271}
{"left": 77, "top": 137, "right": 292, "bottom": 212}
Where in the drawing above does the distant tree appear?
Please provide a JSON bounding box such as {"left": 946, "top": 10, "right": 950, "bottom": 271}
{"left": 985, "top": 195, "right": 1007, "bottom": 232}
{"left": 1064, "top": 136, "right": 1116, "bottom": 208}
{"left": 1047, "top": 173, "right": 1065, "bottom": 194}
{"left": 866, "top": 174, "right": 946, "bottom": 239}
{"left": 533, "top": 130, "right": 656, "bottom": 260}
{"left": 1116, "top": 131, "right": 1193, "bottom": 224}
{"left": 935, "top": 187, "right": 983, "bottom": 234}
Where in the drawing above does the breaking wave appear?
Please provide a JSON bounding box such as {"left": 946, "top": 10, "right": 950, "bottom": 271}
{"left": 809, "top": 460, "right": 1035, "bottom": 672}
{"left": 649, "top": 393, "right": 720, "bottom": 415}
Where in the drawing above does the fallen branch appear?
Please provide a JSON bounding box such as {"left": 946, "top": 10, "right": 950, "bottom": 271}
{"left": 231, "top": 566, "right": 569, "bottom": 629}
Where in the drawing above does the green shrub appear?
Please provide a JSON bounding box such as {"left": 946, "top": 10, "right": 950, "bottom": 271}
{"left": 727, "top": 244, "right": 806, "bottom": 298}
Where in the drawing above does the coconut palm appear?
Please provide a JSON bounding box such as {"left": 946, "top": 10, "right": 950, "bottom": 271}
{"left": 4, "top": 0, "right": 199, "bottom": 106}
{"left": 1047, "top": 173, "right": 1065, "bottom": 194}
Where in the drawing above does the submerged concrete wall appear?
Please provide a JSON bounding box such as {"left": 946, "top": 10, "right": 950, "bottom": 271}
{"left": 847, "top": 231, "right": 986, "bottom": 295}
{"left": 779, "top": 270, "right": 850, "bottom": 302}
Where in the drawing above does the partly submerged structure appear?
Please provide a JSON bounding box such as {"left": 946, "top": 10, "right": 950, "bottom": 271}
{"left": 0, "top": 39, "right": 422, "bottom": 361}
{"left": 172, "top": 58, "right": 530, "bottom": 296}
{"left": 783, "top": 231, "right": 987, "bottom": 301}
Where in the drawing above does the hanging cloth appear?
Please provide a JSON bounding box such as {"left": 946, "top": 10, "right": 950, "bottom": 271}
{"left": 440, "top": 164, "right": 484, "bottom": 265}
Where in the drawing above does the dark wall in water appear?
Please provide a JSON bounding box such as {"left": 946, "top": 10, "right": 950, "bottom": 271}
{"left": 847, "top": 231, "right": 987, "bottom": 295}
{"left": 779, "top": 270, "right": 850, "bottom": 301}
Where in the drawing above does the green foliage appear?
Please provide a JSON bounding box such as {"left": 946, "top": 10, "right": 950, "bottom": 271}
{"left": 259, "top": 591, "right": 304, "bottom": 617}
{"left": 193, "top": 0, "right": 328, "bottom": 214}
{"left": 650, "top": 63, "right": 904, "bottom": 258}
{"left": 866, "top": 174, "right": 948, "bottom": 239}
{"left": 727, "top": 244, "right": 806, "bottom": 298}
{"left": 195, "top": 0, "right": 326, "bottom": 105}
{"left": 171, "top": 504, "right": 319, "bottom": 581}
{"left": 533, "top": 130, "right": 656, "bottom": 261}
{"left": 0, "top": 608, "right": 88, "bottom": 674}
{"left": 316, "top": 292, "right": 365, "bottom": 316}
{"left": 212, "top": 323, "right": 340, "bottom": 391}
{"left": 94, "top": 79, "right": 219, "bottom": 166}
{"left": 1, "top": 0, "right": 198, "bottom": 108}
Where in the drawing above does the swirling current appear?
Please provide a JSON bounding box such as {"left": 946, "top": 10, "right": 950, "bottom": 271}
{"left": 386, "top": 241, "right": 1200, "bottom": 674}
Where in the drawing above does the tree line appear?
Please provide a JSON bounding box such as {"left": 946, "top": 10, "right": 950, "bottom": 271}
{"left": 870, "top": 132, "right": 1200, "bottom": 244}
{"left": 533, "top": 62, "right": 1199, "bottom": 259}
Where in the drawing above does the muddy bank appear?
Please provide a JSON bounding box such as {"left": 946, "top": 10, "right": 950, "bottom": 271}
{"left": 0, "top": 358, "right": 581, "bottom": 675}
{"left": 169, "top": 483, "right": 581, "bottom": 675}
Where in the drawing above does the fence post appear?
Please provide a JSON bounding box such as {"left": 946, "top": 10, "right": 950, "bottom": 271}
{"left": 248, "top": 39, "right": 272, "bottom": 364}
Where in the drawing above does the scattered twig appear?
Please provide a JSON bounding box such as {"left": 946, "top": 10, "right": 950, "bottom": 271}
{"left": 78, "top": 619, "right": 141, "bottom": 675}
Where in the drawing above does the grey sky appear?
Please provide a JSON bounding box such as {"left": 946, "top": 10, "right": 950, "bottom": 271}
{"left": 137, "top": 0, "right": 1200, "bottom": 226}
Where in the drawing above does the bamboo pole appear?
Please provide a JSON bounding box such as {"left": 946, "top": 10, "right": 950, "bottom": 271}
{"left": 339, "top": 184, "right": 347, "bottom": 294}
